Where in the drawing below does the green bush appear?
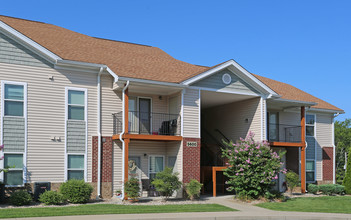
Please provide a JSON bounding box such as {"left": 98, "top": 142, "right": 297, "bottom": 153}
{"left": 185, "top": 179, "right": 203, "bottom": 200}
{"left": 319, "top": 184, "right": 335, "bottom": 195}
{"left": 285, "top": 171, "right": 300, "bottom": 194}
{"left": 151, "top": 167, "right": 182, "bottom": 200}
{"left": 264, "top": 190, "right": 284, "bottom": 201}
{"left": 222, "top": 132, "right": 286, "bottom": 200}
{"left": 343, "top": 148, "right": 351, "bottom": 194}
{"left": 335, "top": 184, "right": 345, "bottom": 195}
{"left": 39, "top": 191, "right": 65, "bottom": 205}
{"left": 59, "top": 179, "right": 93, "bottom": 204}
{"left": 9, "top": 190, "right": 32, "bottom": 206}
{"left": 308, "top": 184, "right": 319, "bottom": 194}
{"left": 124, "top": 178, "right": 140, "bottom": 201}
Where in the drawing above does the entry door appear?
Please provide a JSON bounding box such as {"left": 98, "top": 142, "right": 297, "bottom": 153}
{"left": 139, "top": 98, "right": 151, "bottom": 134}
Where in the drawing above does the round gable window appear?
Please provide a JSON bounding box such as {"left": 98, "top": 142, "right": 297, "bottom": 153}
{"left": 222, "top": 73, "right": 232, "bottom": 85}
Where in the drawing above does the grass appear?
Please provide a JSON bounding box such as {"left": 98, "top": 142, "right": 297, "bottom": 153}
{"left": 256, "top": 196, "right": 351, "bottom": 214}
{"left": 0, "top": 204, "right": 236, "bottom": 218}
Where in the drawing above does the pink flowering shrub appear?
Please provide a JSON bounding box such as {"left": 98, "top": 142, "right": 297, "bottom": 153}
{"left": 222, "top": 131, "right": 286, "bottom": 200}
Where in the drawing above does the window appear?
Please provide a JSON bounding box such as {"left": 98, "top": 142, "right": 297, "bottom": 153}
{"left": 306, "top": 114, "right": 316, "bottom": 182}
{"left": 4, "top": 84, "right": 24, "bottom": 117}
{"left": 67, "top": 155, "right": 84, "bottom": 180}
{"left": 149, "top": 156, "right": 164, "bottom": 180}
{"left": 67, "top": 90, "right": 85, "bottom": 120}
{"left": 4, "top": 154, "right": 23, "bottom": 185}
{"left": 306, "top": 160, "right": 315, "bottom": 182}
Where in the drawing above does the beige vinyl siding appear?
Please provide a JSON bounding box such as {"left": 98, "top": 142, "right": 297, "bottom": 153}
{"left": 203, "top": 97, "right": 262, "bottom": 142}
{"left": 0, "top": 62, "right": 98, "bottom": 183}
{"left": 166, "top": 141, "right": 182, "bottom": 181}
{"left": 262, "top": 98, "right": 267, "bottom": 140}
{"left": 315, "top": 113, "right": 333, "bottom": 181}
{"left": 112, "top": 141, "right": 123, "bottom": 192}
{"left": 278, "top": 111, "right": 300, "bottom": 126}
{"left": 183, "top": 89, "right": 200, "bottom": 138}
{"left": 0, "top": 32, "right": 53, "bottom": 68}
{"left": 192, "top": 69, "right": 259, "bottom": 95}
{"left": 101, "top": 75, "right": 122, "bottom": 136}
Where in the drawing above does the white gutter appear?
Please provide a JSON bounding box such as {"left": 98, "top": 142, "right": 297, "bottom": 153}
{"left": 332, "top": 113, "right": 340, "bottom": 184}
{"left": 97, "top": 67, "right": 103, "bottom": 198}
{"left": 120, "top": 80, "right": 130, "bottom": 200}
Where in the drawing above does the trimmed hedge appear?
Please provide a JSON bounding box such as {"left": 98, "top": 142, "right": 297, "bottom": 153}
{"left": 10, "top": 190, "right": 32, "bottom": 206}
{"left": 39, "top": 191, "right": 65, "bottom": 205}
{"left": 308, "top": 184, "right": 319, "bottom": 194}
{"left": 308, "top": 184, "right": 345, "bottom": 195}
{"left": 60, "top": 179, "right": 93, "bottom": 204}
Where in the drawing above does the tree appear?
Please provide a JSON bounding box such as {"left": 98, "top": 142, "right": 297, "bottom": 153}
{"left": 343, "top": 147, "right": 351, "bottom": 194}
{"left": 222, "top": 131, "right": 286, "bottom": 200}
{"left": 335, "top": 119, "right": 351, "bottom": 184}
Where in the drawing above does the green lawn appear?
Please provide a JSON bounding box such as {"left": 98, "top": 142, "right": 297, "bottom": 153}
{"left": 0, "top": 204, "right": 236, "bottom": 219}
{"left": 256, "top": 196, "right": 351, "bottom": 214}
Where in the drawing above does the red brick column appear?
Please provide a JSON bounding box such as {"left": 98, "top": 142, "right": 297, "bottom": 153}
{"left": 92, "top": 136, "right": 113, "bottom": 198}
{"left": 323, "top": 147, "right": 334, "bottom": 181}
{"left": 92, "top": 136, "right": 113, "bottom": 182}
{"left": 183, "top": 138, "right": 201, "bottom": 183}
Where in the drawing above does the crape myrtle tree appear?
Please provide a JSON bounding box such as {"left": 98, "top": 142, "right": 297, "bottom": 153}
{"left": 222, "top": 131, "right": 286, "bottom": 200}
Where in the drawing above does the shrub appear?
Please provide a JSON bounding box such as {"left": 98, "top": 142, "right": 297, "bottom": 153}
{"left": 59, "top": 179, "right": 93, "bottom": 204}
{"left": 285, "top": 171, "right": 300, "bottom": 194}
{"left": 335, "top": 184, "right": 345, "bottom": 195}
{"left": 308, "top": 184, "right": 319, "bottom": 194}
{"left": 9, "top": 190, "right": 32, "bottom": 206}
{"left": 151, "top": 167, "right": 182, "bottom": 200}
{"left": 185, "top": 179, "right": 203, "bottom": 200}
{"left": 319, "top": 184, "right": 335, "bottom": 195}
{"left": 39, "top": 190, "right": 65, "bottom": 205}
{"left": 124, "top": 178, "right": 140, "bottom": 201}
{"left": 343, "top": 148, "right": 351, "bottom": 194}
{"left": 222, "top": 131, "right": 286, "bottom": 200}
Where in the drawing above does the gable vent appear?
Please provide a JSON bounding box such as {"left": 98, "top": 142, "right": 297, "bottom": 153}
{"left": 222, "top": 73, "right": 232, "bottom": 85}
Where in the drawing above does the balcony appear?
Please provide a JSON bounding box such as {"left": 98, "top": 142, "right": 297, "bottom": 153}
{"left": 113, "top": 111, "right": 181, "bottom": 139}
{"left": 268, "top": 123, "right": 303, "bottom": 146}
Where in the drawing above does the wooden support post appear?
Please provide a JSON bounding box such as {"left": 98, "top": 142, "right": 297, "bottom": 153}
{"left": 212, "top": 167, "right": 216, "bottom": 197}
{"left": 301, "top": 106, "right": 306, "bottom": 193}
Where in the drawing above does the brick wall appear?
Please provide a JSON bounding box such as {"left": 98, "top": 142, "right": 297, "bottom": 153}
{"left": 183, "top": 138, "right": 201, "bottom": 183}
{"left": 322, "top": 147, "right": 334, "bottom": 181}
{"left": 92, "top": 136, "right": 113, "bottom": 198}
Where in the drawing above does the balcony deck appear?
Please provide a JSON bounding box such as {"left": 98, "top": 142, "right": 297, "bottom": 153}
{"left": 268, "top": 123, "right": 304, "bottom": 147}
{"left": 112, "top": 111, "right": 182, "bottom": 141}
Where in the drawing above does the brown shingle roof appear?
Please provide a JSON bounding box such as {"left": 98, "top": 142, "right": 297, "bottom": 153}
{"left": 253, "top": 74, "right": 343, "bottom": 111}
{"left": 0, "top": 15, "right": 343, "bottom": 112}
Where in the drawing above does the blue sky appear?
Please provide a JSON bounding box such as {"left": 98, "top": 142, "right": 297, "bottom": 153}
{"left": 1, "top": 1, "right": 350, "bottom": 120}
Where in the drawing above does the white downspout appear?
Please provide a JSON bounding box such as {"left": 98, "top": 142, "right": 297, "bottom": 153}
{"left": 120, "top": 80, "right": 130, "bottom": 200}
{"left": 332, "top": 113, "right": 340, "bottom": 184}
{"left": 97, "top": 67, "right": 103, "bottom": 198}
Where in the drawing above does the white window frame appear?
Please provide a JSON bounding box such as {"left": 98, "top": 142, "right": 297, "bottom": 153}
{"left": 67, "top": 153, "right": 85, "bottom": 181}
{"left": 0, "top": 81, "right": 27, "bottom": 186}
{"left": 148, "top": 155, "right": 165, "bottom": 179}
{"left": 64, "top": 87, "right": 88, "bottom": 182}
{"left": 306, "top": 113, "right": 316, "bottom": 183}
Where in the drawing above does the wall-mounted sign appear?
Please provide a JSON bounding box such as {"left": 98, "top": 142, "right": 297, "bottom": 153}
{"left": 186, "top": 141, "right": 198, "bottom": 147}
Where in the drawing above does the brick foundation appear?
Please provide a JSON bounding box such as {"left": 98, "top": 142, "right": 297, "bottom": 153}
{"left": 183, "top": 138, "right": 201, "bottom": 183}
{"left": 322, "top": 147, "right": 334, "bottom": 182}
{"left": 92, "top": 136, "right": 113, "bottom": 198}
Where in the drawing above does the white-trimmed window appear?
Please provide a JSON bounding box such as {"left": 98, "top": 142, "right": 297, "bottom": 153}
{"left": 67, "top": 154, "right": 84, "bottom": 180}
{"left": 67, "top": 90, "right": 85, "bottom": 120}
{"left": 4, "top": 153, "right": 23, "bottom": 185}
{"left": 149, "top": 155, "right": 164, "bottom": 180}
{"left": 306, "top": 114, "right": 316, "bottom": 182}
{"left": 1, "top": 81, "right": 27, "bottom": 186}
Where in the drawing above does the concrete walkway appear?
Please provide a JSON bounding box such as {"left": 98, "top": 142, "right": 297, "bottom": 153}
{"left": 3, "top": 195, "right": 351, "bottom": 220}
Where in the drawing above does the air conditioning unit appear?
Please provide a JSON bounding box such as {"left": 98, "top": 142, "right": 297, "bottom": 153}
{"left": 34, "top": 182, "right": 51, "bottom": 201}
